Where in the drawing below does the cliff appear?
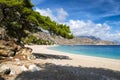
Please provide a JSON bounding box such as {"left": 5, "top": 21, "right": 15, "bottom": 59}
{"left": 31, "top": 32, "right": 116, "bottom": 45}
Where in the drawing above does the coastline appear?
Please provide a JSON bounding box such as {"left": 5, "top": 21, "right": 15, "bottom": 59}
{"left": 26, "top": 45, "right": 120, "bottom": 71}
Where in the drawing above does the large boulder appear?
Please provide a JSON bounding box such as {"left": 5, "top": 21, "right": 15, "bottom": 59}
{"left": 0, "top": 39, "right": 34, "bottom": 60}
{"left": 15, "top": 47, "right": 35, "bottom": 60}
{"left": 0, "top": 40, "right": 21, "bottom": 57}
{"left": 0, "top": 49, "right": 15, "bottom": 57}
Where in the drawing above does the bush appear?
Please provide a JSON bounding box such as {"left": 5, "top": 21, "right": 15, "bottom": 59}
{"left": 23, "top": 35, "right": 52, "bottom": 45}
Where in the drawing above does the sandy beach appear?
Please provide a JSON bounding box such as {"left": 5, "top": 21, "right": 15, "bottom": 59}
{"left": 1, "top": 45, "right": 120, "bottom": 80}
{"left": 26, "top": 45, "right": 120, "bottom": 71}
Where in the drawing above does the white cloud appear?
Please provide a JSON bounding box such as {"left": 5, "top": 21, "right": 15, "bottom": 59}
{"left": 56, "top": 8, "right": 68, "bottom": 22}
{"left": 66, "top": 20, "right": 120, "bottom": 41}
{"left": 35, "top": 8, "right": 68, "bottom": 23}
{"left": 35, "top": 7, "right": 120, "bottom": 42}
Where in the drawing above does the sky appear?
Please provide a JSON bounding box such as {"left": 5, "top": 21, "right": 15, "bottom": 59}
{"left": 31, "top": 0, "right": 120, "bottom": 42}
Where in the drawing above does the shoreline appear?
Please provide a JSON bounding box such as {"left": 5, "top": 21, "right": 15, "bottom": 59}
{"left": 48, "top": 45, "right": 120, "bottom": 60}
{"left": 26, "top": 45, "right": 120, "bottom": 71}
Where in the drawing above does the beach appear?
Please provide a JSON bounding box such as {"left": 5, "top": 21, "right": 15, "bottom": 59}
{"left": 1, "top": 45, "right": 120, "bottom": 80}
{"left": 26, "top": 45, "right": 120, "bottom": 71}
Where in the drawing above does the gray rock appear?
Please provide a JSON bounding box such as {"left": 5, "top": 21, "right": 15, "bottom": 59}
{"left": 8, "top": 51, "right": 15, "bottom": 57}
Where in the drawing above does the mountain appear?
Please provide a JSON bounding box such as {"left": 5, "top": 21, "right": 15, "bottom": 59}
{"left": 30, "top": 32, "right": 117, "bottom": 45}
{"left": 77, "top": 36, "right": 101, "bottom": 41}
{"left": 114, "top": 41, "right": 120, "bottom": 45}
{"left": 53, "top": 37, "right": 116, "bottom": 45}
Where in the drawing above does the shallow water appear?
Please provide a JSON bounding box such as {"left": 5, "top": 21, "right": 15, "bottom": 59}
{"left": 48, "top": 45, "right": 120, "bottom": 60}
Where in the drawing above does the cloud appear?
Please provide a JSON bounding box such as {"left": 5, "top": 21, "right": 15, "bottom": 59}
{"left": 35, "top": 8, "right": 68, "bottom": 23}
{"left": 66, "top": 20, "right": 120, "bottom": 41}
{"left": 56, "top": 8, "right": 68, "bottom": 22}
{"left": 34, "top": 7, "right": 120, "bottom": 41}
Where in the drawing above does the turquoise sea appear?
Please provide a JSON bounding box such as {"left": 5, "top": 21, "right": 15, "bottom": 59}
{"left": 48, "top": 45, "right": 120, "bottom": 60}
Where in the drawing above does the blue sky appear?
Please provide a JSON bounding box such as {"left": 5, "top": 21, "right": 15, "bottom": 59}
{"left": 31, "top": 0, "right": 120, "bottom": 41}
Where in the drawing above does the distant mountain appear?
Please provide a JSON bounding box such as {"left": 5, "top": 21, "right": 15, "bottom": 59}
{"left": 113, "top": 41, "right": 120, "bottom": 45}
{"left": 33, "top": 32, "right": 117, "bottom": 45}
{"left": 77, "top": 36, "right": 101, "bottom": 41}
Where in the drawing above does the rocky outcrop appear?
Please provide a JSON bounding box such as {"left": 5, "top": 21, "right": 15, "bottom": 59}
{"left": 0, "top": 40, "right": 34, "bottom": 60}
{"left": 0, "top": 40, "right": 20, "bottom": 57}
{"left": 15, "top": 47, "right": 35, "bottom": 60}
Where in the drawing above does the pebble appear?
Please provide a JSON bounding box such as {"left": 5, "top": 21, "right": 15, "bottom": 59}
{"left": 10, "top": 70, "right": 16, "bottom": 76}
{"left": 21, "top": 65, "right": 28, "bottom": 71}
{"left": 28, "top": 64, "right": 41, "bottom": 72}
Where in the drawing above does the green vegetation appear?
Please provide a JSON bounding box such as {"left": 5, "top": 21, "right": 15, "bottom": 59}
{"left": 0, "top": 0, "right": 74, "bottom": 44}
{"left": 23, "top": 35, "right": 52, "bottom": 45}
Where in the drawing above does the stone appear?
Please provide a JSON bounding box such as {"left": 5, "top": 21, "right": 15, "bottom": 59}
{"left": 28, "top": 64, "right": 41, "bottom": 72}
{"left": 15, "top": 58, "right": 21, "bottom": 65}
{"left": 0, "top": 49, "right": 15, "bottom": 57}
{"left": 16, "top": 47, "right": 33, "bottom": 60}
{"left": 8, "top": 51, "right": 15, "bottom": 57}
{"left": 0, "top": 40, "right": 21, "bottom": 57}
{"left": 16, "top": 47, "right": 32, "bottom": 55}
{"left": 0, "top": 65, "right": 11, "bottom": 75}
{"left": 10, "top": 70, "right": 16, "bottom": 76}
{"left": 21, "top": 65, "right": 28, "bottom": 71}
{"left": 27, "top": 55, "right": 36, "bottom": 60}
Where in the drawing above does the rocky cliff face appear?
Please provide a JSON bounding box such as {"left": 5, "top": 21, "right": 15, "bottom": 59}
{"left": 32, "top": 32, "right": 117, "bottom": 45}
{"left": 54, "top": 37, "right": 116, "bottom": 45}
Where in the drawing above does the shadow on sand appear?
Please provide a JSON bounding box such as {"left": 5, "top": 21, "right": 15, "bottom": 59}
{"left": 33, "top": 53, "right": 71, "bottom": 60}
{"left": 15, "top": 63, "right": 120, "bottom": 80}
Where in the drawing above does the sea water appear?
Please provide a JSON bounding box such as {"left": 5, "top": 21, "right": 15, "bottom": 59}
{"left": 48, "top": 45, "right": 120, "bottom": 60}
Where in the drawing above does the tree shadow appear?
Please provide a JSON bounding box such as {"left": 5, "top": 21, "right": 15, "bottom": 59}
{"left": 33, "top": 53, "right": 71, "bottom": 60}
{"left": 15, "top": 63, "right": 120, "bottom": 80}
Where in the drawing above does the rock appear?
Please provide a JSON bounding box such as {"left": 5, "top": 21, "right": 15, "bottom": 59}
{"left": 0, "top": 65, "right": 11, "bottom": 75}
{"left": 4, "top": 68, "right": 11, "bottom": 75}
{"left": 27, "top": 55, "right": 36, "bottom": 60}
{"left": 28, "top": 64, "right": 41, "bottom": 72}
{"left": 9, "top": 70, "right": 16, "bottom": 76}
{"left": 0, "top": 77, "right": 5, "bottom": 80}
{"left": 8, "top": 51, "right": 15, "bottom": 57}
{"left": 0, "top": 40, "right": 21, "bottom": 57}
{"left": 0, "top": 49, "right": 15, "bottom": 57}
{"left": 21, "top": 65, "right": 28, "bottom": 71}
{"left": 16, "top": 47, "right": 33, "bottom": 59}
{"left": 15, "top": 58, "right": 21, "bottom": 65}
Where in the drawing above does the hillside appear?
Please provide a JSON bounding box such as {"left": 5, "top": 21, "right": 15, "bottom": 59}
{"left": 31, "top": 32, "right": 116, "bottom": 45}
{"left": 0, "top": 0, "right": 73, "bottom": 45}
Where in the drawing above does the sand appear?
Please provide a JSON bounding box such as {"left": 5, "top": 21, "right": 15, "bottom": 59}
{"left": 26, "top": 45, "right": 120, "bottom": 71}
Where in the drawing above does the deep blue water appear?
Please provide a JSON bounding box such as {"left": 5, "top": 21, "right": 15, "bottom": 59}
{"left": 48, "top": 45, "right": 120, "bottom": 60}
